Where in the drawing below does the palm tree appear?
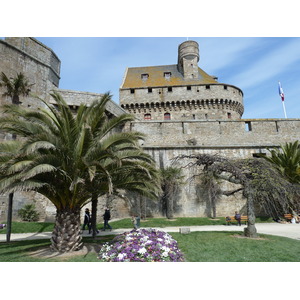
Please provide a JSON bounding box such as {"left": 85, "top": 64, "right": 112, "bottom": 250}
{"left": 0, "top": 72, "right": 33, "bottom": 104}
{"left": 160, "top": 167, "right": 184, "bottom": 219}
{"left": 0, "top": 91, "right": 160, "bottom": 252}
{"left": 263, "top": 141, "right": 300, "bottom": 183}
{"left": 0, "top": 72, "right": 33, "bottom": 242}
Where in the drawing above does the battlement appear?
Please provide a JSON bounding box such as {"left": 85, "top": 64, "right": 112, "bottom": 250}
{"left": 121, "top": 83, "right": 244, "bottom": 120}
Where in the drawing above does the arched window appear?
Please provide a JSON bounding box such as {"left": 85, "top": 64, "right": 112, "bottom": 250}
{"left": 164, "top": 113, "right": 171, "bottom": 120}
{"left": 144, "top": 113, "right": 151, "bottom": 120}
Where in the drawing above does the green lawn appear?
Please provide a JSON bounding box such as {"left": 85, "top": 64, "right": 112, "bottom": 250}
{"left": 0, "top": 236, "right": 114, "bottom": 262}
{"left": 171, "top": 231, "right": 300, "bottom": 262}
{"left": 1, "top": 231, "right": 299, "bottom": 262}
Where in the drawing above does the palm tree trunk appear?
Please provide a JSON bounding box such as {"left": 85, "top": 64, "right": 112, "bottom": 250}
{"left": 50, "top": 209, "right": 83, "bottom": 253}
{"left": 6, "top": 126, "right": 17, "bottom": 242}
{"left": 6, "top": 193, "right": 13, "bottom": 242}
{"left": 91, "top": 193, "right": 98, "bottom": 238}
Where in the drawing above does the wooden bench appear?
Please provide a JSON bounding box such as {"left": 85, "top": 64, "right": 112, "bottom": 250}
{"left": 225, "top": 216, "right": 248, "bottom": 225}
{"left": 284, "top": 214, "right": 293, "bottom": 221}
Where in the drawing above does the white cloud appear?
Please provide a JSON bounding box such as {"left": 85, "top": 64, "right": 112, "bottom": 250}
{"left": 229, "top": 38, "right": 300, "bottom": 89}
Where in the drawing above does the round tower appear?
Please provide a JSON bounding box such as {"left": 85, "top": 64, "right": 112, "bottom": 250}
{"left": 177, "top": 40, "right": 200, "bottom": 79}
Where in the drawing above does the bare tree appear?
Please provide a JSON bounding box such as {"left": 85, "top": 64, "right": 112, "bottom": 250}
{"left": 176, "top": 154, "right": 300, "bottom": 238}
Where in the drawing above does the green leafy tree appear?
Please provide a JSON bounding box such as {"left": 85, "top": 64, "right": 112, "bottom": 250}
{"left": 0, "top": 91, "right": 160, "bottom": 252}
{"left": 262, "top": 141, "right": 300, "bottom": 184}
{"left": 0, "top": 72, "right": 33, "bottom": 242}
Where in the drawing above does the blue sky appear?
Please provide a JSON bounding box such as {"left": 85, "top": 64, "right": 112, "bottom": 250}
{"left": 34, "top": 37, "right": 300, "bottom": 119}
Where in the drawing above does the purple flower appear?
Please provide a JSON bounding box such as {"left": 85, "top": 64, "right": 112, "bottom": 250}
{"left": 98, "top": 228, "right": 184, "bottom": 262}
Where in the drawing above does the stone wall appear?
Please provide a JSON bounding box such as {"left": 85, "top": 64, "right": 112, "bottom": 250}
{"left": 0, "top": 37, "right": 60, "bottom": 110}
{"left": 56, "top": 89, "right": 126, "bottom": 117}
{"left": 129, "top": 118, "right": 300, "bottom": 148}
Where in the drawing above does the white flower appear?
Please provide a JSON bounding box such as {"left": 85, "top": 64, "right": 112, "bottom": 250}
{"left": 118, "top": 253, "right": 126, "bottom": 260}
{"left": 138, "top": 247, "right": 147, "bottom": 255}
{"left": 141, "top": 236, "right": 148, "bottom": 242}
{"left": 161, "top": 251, "right": 169, "bottom": 258}
{"left": 161, "top": 246, "right": 170, "bottom": 252}
{"left": 157, "top": 238, "right": 163, "bottom": 242}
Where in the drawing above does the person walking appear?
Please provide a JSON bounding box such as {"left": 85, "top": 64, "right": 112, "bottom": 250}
{"left": 103, "top": 208, "right": 112, "bottom": 231}
{"left": 82, "top": 208, "right": 92, "bottom": 233}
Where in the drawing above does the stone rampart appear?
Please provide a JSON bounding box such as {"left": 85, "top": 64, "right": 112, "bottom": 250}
{"left": 0, "top": 38, "right": 60, "bottom": 109}
{"left": 129, "top": 118, "right": 300, "bottom": 148}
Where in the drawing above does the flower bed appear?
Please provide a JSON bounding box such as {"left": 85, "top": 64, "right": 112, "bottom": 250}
{"left": 98, "top": 228, "right": 184, "bottom": 262}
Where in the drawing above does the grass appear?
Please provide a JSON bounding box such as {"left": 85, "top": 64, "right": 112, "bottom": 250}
{"left": 0, "top": 236, "right": 114, "bottom": 262}
{"left": 0, "top": 217, "right": 273, "bottom": 234}
{"left": 108, "top": 216, "right": 273, "bottom": 229}
{"left": 171, "top": 231, "right": 300, "bottom": 262}
{"left": 0, "top": 231, "right": 299, "bottom": 262}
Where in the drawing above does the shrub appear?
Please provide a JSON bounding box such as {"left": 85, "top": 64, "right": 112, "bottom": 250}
{"left": 98, "top": 228, "right": 184, "bottom": 262}
{"left": 18, "top": 204, "right": 40, "bottom": 222}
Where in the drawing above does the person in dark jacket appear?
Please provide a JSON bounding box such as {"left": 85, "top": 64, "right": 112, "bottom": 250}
{"left": 102, "top": 208, "right": 112, "bottom": 231}
{"left": 235, "top": 211, "right": 241, "bottom": 226}
{"left": 82, "top": 208, "right": 92, "bottom": 233}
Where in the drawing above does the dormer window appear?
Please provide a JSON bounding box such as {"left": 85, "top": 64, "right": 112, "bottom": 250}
{"left": 164, "top": 72, "right": 171, "bottom": 79}
{"left": 141, "top": 74, "right": 149, "bottom": 81}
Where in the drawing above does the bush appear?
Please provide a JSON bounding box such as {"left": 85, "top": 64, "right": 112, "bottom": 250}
{"left": 18, "top": 204, "right": 40, "bottom": 222}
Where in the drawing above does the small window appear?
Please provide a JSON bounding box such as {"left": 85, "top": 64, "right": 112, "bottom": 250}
{"left": 141, "top": 73, "right": 149, "bottom": 80}
{"left": 245, "top": 121, "right": 252, "bottom": 132}
{"left": 130, "top": 89, "right": 135, "bottom": 94}
{"left": 205, "top": 114, "right": 208, "bottom": 119}
{"left": 168, "top": 87, "right": 172, "bottom": 92}
{"left": 148, "top": 88, "right": 152, "bottom": 93}
{"left": 144, "top": 113, "right": 151, "bottom": 120}
{"left": 224, "top": 85, "right": 228, "bottom": 90}
{"left": 205, "top": 85, "right": 210, "bottom": 89}
{"left": 227, "top": 112, "right": 231, "bottom": 119}
{"left": 164, "top": 72, "right": 171, "bottom": 79}
{"left": 187, "top": 86, "right": 191, "bottom": 91}
{"left": 164, "top": 113, "right": 171, "bottom": 120}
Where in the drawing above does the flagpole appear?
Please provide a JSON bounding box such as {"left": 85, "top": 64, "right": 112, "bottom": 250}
{"left": 282, "top": 101, "right": 287, "bottom": 119}
{"left": 278, "top": 81, "right": 287, "bottom": 119}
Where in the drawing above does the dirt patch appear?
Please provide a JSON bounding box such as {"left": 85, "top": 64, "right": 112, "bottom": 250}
{"left": 29, "top": 243, "right": 102, "bottom": 259}
{"left": 231, "top": 234, "right": 268, "bottom": 240}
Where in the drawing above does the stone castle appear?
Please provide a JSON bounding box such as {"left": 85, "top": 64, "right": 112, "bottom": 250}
{"left": 1, "top": 37, "right": 300, "bottom": 221}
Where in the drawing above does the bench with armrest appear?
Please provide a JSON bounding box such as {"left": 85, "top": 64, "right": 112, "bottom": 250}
{"left": 225, "top": 216, "right": 248, "bottom": 225}
{"left": 284, "top": 214, "right": 293, "bottom": 221}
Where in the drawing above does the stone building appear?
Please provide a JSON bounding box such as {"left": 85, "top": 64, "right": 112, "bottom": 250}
{"left": 119, "top": 40, "right": 300, "bottom": 217}
{"left": 1, "top": 37, "right": 300, "bottom": 221}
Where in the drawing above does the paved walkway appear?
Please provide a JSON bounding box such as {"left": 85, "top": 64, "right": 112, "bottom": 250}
{"left": 1, "top": 222, "right": 300, "bottom": 242}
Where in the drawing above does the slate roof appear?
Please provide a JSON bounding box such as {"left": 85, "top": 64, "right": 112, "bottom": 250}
{"left": 120, "top": 64, "right": 218, "bottom": 89}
